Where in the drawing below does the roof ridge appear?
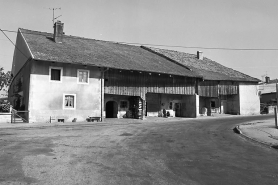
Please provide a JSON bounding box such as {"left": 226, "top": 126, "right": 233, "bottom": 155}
{"left": 145, "top": 46, "right": 260, "bottom": 82}
{"left": 19, "top": 28, "right": 123, "bottom": 45}
{"left": 141, "top": 46, "right": 196, "bottom": 72}
{"left": 19, "top": 28, "right": 51, "bottom": 35}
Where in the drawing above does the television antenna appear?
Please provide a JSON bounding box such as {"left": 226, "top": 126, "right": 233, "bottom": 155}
{"left": 48, "top": 8, "right": 62, "bottom": 26}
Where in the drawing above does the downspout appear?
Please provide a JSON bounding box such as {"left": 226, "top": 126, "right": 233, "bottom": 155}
{"left": 218, "top": 81, "right": 220, "bottom": 114}
{"left": 101, "top": 68, "right": 109, "bottom": 121}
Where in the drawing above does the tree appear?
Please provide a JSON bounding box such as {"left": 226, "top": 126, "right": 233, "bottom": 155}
{"left": 0, "top": 67, "right": 12, "bottom": 96}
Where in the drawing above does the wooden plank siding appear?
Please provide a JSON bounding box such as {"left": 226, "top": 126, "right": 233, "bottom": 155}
{"left": 219, "top": 81, "right": 238, "bottom": 95}
{"left": 104, "top": 69, "right": 196, "bottom": 99}
{"left": 198, "top": 81, "right": 238, "bottom": 97}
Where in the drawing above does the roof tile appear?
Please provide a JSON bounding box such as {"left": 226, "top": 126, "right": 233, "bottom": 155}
{"left": 145, "top": 47, "right": 259, "bottom": 82}
{"left": 20, "top": 29, "right": 199, "bottom": 78}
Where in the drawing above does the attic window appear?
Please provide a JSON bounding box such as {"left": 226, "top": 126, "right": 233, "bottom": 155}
{"left": 49, "top": 67, "right": 63, "bottom": 82}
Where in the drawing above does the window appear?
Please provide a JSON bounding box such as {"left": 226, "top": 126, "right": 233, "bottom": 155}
{"left": 63, "top": 94, "right": 76, "bottom": 109}
{"left": 49, "top": 67, "right": 62, "bottom": 82}
{"left": 120, "top": 101, "right": 128, "bottom": 109}
{"left": 77, "top": 69, "right": 89, "bottom": 84}
{"left": 169, "top": 102, "right": 173, "bottom": 109}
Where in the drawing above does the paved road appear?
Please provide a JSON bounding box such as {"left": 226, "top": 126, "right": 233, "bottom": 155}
{"left": 0, "top": 115, "right": 278, "bottom": 185}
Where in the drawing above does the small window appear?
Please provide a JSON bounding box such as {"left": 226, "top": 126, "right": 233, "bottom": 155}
{"left": 120, "top": 101, "right": 128, "bottom": 109}
{"left": 169, "top": 102, "right": 173, "bottom": 109}
{"left": 77, "top": 69, "right": 89, "bottom": 84}
{"left": 50, "top": 67, "right": 62, "bottom": 82}
{"left": 63, "top": 94, "right": 76, "bottom": 109}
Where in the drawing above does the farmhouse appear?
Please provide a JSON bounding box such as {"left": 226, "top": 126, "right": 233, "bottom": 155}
{"left": 8, "top": 21, "right": 260, "bottom": 123}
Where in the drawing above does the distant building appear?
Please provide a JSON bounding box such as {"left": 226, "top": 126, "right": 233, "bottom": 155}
{"left": 258, "top": 76, "right": 277, "bottom": 113}
{"left": 8, "top": 21, "right": 260, "bottom": 123}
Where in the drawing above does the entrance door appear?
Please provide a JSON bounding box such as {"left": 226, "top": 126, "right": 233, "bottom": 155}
{"left": 175, "top": 103, "right": 182, "bottom": 117}
{"left": 106, "top": 101, "right": 118, "bottom": 118}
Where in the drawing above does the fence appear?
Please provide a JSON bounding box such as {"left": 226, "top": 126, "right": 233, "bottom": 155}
{"left": 0, "top": 104, "right": 29, "bottom": 123}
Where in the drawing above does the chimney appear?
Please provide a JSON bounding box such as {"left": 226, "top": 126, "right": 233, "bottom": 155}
{"left": 265, "top": 76, "right": 270, "bottom": 83}
{"left": 53, "top": 20, "right": 64, "bottom": 43}
{"left": 197, "top": 51, "right": 203, "bottom": 60}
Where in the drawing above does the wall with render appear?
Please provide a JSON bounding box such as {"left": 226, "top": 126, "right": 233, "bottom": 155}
{"left": 239, "top": 83, "right": 260, "bottom": 115}
{"left": 28, "top": 61, "right": 102, "bottom": 123}
{"left": 11, "top": 31, "right": 32, "bottom": 75}
{"left": 8, "top": 59, "right": 32, "bottom": 121}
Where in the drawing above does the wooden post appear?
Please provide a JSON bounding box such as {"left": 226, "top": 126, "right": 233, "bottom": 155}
{"left": 276, "top": 80, "right": 278, "bottom": 129}
{"left": 275, "top": 108, "right": 277, "bottom": 129}
{"left": 10, "top": 106, "right": 13, "bottom": 123}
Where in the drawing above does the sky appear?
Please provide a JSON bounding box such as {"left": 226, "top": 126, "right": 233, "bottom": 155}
{"left": 1, "top": 0, "right": 278, "bottom": 82}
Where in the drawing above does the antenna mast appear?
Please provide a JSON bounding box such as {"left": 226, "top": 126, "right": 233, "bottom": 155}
{"left": 49, "top": 8, "right": 62, "bottom": 26}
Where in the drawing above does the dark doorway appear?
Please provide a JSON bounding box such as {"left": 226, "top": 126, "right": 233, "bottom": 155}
{"left": 175, "top": 103, "right": 182, "bottom": 117}
{"left": 106, "top": 101, "right": 118, "bottom": 118}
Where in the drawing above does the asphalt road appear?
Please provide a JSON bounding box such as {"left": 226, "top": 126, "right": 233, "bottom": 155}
{"left": 0, "top": 115, "right": 277, "bottom": 185}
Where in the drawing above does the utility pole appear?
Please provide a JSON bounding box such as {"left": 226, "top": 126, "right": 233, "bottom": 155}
{"left": 49, "top": 8, "right": 62, "bottom": 26}
{"left": 276, "top": 79, "right": 278, "bottom": 128}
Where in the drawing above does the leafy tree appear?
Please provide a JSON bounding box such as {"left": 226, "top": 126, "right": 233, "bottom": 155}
{"left": 0, "top": 67, "right": 12, "bottom": 96}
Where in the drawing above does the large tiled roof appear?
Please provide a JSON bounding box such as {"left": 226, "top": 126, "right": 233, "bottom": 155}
{"left": 144, "top": 47, "right": 260, "bottom": 82}
{"left": 19, "top": 29, "right": 200, "bottom": 78}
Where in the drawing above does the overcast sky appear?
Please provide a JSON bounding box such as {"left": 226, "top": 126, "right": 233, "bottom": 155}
{"left": 1, "top": 0, "right": 278, "bottom": 81}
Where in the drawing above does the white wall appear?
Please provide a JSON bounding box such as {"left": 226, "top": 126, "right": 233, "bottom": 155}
{"left": 28, "top": 62, "right": 102, "bottom": 123}
{"left": 239, "top": 83, "right": 260, "bottom": 115}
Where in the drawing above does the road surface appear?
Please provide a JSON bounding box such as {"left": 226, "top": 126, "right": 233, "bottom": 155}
{"left": 0, "top": 115, "right": 277, "bottom": 184}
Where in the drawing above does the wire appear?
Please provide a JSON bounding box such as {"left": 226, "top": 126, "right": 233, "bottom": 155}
{"left": 1, "top": 29, "right": 278, "bottom": 51}
{"left": 0, "top": 29, "right": 29, "bottom": 59}
{"left": 118, "top": 42, "right": 278, "bottom": 51}
{"left": 231, "top": 66, "right": 278, "bottom": 69}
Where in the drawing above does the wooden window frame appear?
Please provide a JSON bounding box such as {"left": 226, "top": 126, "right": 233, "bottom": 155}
{"left": 120, "top": 100, "right": 128, "bottom": 109}
{"left": 63, "top": 94, "right": 76, "bottom": 110}
{"left": 77, "top": 69, "right": 89, "bottom": 84}
{"left": 49, "top": 66, "right": 63, "bottom": 83}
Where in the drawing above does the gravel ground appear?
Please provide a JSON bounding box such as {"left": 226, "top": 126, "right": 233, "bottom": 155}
{"left": 1, "top": 115, "right": 278, "bottom": 185}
